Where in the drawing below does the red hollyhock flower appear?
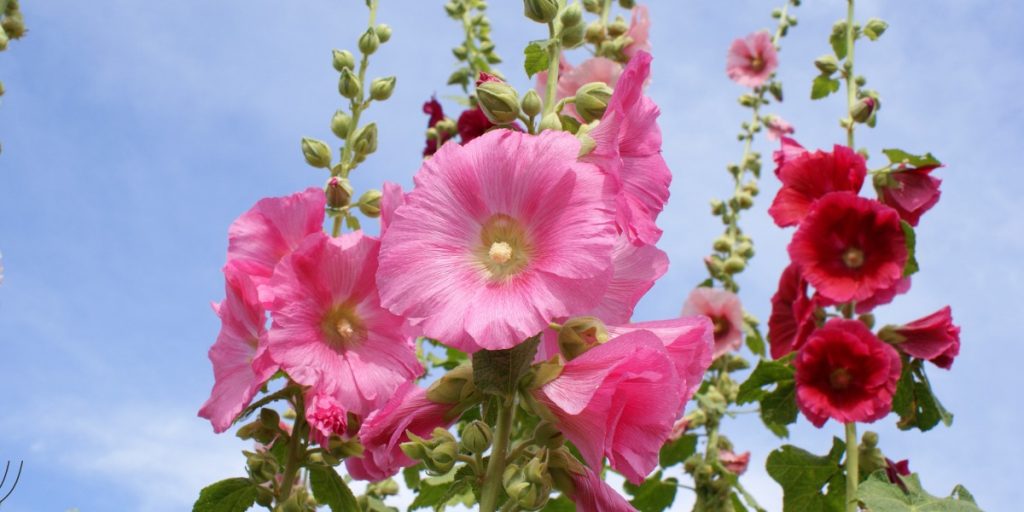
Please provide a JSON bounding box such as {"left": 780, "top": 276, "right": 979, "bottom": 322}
{"left": 886, "top": 306, "right": 960, "bottom": 369}
{"left": 422, "top": 97, "right": 452, "bottom": 156}
{"left": 875, "top": 166, "right": 942, "bottom": 227}
{"left": 772, "top": 136, "right": 807, "bottom": 171}
{"left": 768, "top": 264, "right": 819, "bottom": 359}
{"left": 854, "top": 276, "right": 911, "bottom": 314}
{"left": 769, "top": 143, "right": 867, "bottom": 227}
{"left": 789, "top": 192, "right": 907, "bottom": 304}
{"left": 794, "top": 319, "right": 902, "bottom": 427}
{"left": 456, "top": 106, "right": 494, "bottom": 144}
{"left": 885, "top": 458, "right": 911, "bottom": 492}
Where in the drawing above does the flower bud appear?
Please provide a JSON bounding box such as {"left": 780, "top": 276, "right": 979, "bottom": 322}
{"left": 560, "top": 23, "right": 585, "bottom": 48}
{"left": 0, "top": 80, "right": 5, "bottom": 96}
{"left": 327, "top": 436, "right": 365, "bottom": 458}
{"left": 326, "top": 177, "right": 353, "bottom": 208}
{"left": 1, "top": 12, "right": 24, "bottom": 39}
{"left": 531, "top": 421, "right": 565, "bottom": 449}
{"left": 561, "top": 3, "right": 583, "bottom": 27}
{"left": 723, "top": 256, "right": 746, "bottom": 274}
{"left": 476, "top": 80, "right": 521, "bottom": 125}
{"left": 358, "top": 189, "right": 383, "bottom": 218}
{"left": 331, "top": 110, "right": 352, "bottom": 139}
{"left": 358, "top": 27, "right": 380, "bottom": 55}
{"left": 864, "top": 18, "right": 888, "bottom": 40}
{"left": 245, "top": 450, "right": 279, "bottom": 483}
{"left": 769, "top": 81, "right": 784, "bottom": 102}
{"left": 301, "top": 137, "right": 332, "bottom": 169}
{"left": 712, "top": 236, "right": 732, "bottom": 253}
{"left": 814, "top": 54, "right": 839, "bottom": 75}
{"left": 584, "top": 21, "right": 606, "bottom": 43}
{"left": 0, "top": 27, "right": 8, "bottom": 51}
{"left": 370, "top": 76, "right": 396, "bottom": 101}
{"left": 583, "top": 0, "right": 601, "bottom": 13}
{"left": 608, "top": 16, "right": 628, "bottom": 37}
{"left": 704, "top": 255, "right": 724, "bottom": 276}
{"left": 538, "top": 112, "right": 562, "bottom": 132}
{"left": 523, "top": 0, "right": 559, "bottom": 23}
{"left": 736, "top": 191, "right": 754, "bottom": 209}
{"left": 338, "top": 68, "right": 361, "bottom": 99}
{"left": 521, "top": 89, "right": 542, "bottom": 118}
{"left": 461, "top": 420, "right": 493, "bottom": 454}
{"left": 710, "top": 199, "right": 726, "bottom": 215}
{"left": 332, "top": 49, "right": 355, "bottom": 72}
{"left": 352, "top": 123, "right": 378, "bottom": 156}
{"left": 851, "top": 97, "right": 878, "bottom": 123}
{"left": 503, "top": 459, "right": 552, "bottom": 511}
{"left": 574, "top": 82, "right": 613, "bottom": 123}
{"left": 559, "top": 114, "right": 582, "bottom": 134}
{"left": 426, "top": 364, "right": 475, "bottom": 404}
{"left": 558, "top": 316, "right": 609, "bottom": 360}
{"left": 452, "top": 45, "right": 468, "bottom": 60}
{"left": 375, "top": 23, "right": 393, "bottom": 43}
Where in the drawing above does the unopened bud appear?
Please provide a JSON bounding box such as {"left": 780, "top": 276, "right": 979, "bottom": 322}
{"left": 736, "top": 192, "right": 754, "bottom": 209}
{"left": 245, "top": 451, "right": 279, "bottom": 483}
{"left": 585, "top": 22, "right": 606, "bottom": 43}
{"left": 426, "top": 364, "right": 475, "bottom": 404}
{"left": 561, "top": 3, "right": 583, "bottom": 27}
{"left": 358, "top": 189, "right": 382, "bottom": 217}
{"left": 723, "top": 256, "right": 746, "bottom": 274}
{"left": 370, "top": 76, "right": 396, "bottom": 101}
{"left": 560, "top": 23, "right": 585, "bottom": 48}
{"left": 864, "top": 18, "right": 888, "bottom": 40}
{"left": 608, "top": 16, "right": 628, "bottom": 37}
{"left": 739, "top": 94, "right": 758, "bottom": 107}
{"left": 326, "top": 177, "right": 353, "bottom": 208}
{"left": 583, "top": 0, "right": 601, "bottom": 13}
{"left": 503, "top": 461, "right": 552, "bottom": 510}
{"left": 769, "top": 81, "right": 784, "bottom": 102}
{"left": 352, "top": 123, "right": 378, "bottom": 156}
{"left": 338, "top": 68, "right": 361, "bottom": 99}
{"left": 523, "top": 0, "right": 559, "bottom": 23}
{"left": 574, "top": 82, "right": 613, "bottom": 123}
{"left": 704, "top": 255, "right": 724, "bottom": 276}
{"left": 301, "top": 137, "right": 332, "bottom": 169}
{"left": 851, "top": 97, "right": 878, "bottom": 123}
{"left": 476, "top": 80, "right": 520, "bottom": 125}
{"left": 521, "top": 89, "right": 542, "bottom": 118}
{"left": 1, "top": 12, "right": 24, "bottom": 39}
{"left": 619, "top": 0, "right": 636, "bottom": 7}
{"left": 332, "top": 49, "right": 355, "bottom": 72}
{"left": 558, "top": 316, "right": 609, "bottom": 360}
{"left": 712, "top": 236, "right": 732, "bottom": 253}
{"left": 331, "top": 110, "right": 352, "bottom": 139}
{"left": 452, "top": 45, "right": 468, "bottom": 60}
{"left": 327, "top": 436, "right": 365, "bottom": 458}
{"left": 358, "top": 28, "right": 380, "bottom": 55}
{"left": 815, "top": 54, "right": 840, "bottom": 75}
{"left": 858, "top": 313, "right": 875, "bottom": 329}
{"left": 538, "top": 112, "right": 562, "bottom": 132}
{"left": 461, "top": 421, "right": 493, "bottom": 454}
{"left": 532, "top": 422, "right": 565, "bottom": 449}
{"left": 375, "top": 23, "right": 393, "bottom": 43}
{"left": 710, "top": 199, "right": 726, "bottom": 215}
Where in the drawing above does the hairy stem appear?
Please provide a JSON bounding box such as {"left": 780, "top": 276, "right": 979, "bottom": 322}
{"left": 845, "top": 422, "right": 860, "bottom": 512}
{"left": 543, "top": 22, "right": 562, "bottom": 116}
{"left": 844, "top": 0, "right": 857, "bottom": 148}
{"left": 339, "top": 0, "right": 378, "bottom": 177}
{"left": 278, "top": 393, "right": 308, "bottom": 504}
{"left": 480, "top": 396, "right": 515, "bottom": 512}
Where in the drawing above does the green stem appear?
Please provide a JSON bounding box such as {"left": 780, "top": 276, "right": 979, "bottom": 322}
{"left": 772, "top": 2, "right": 790, "bottom": 47}
{"left": 845, "top": 422, "right": 859, "bottom": 512}
{"left": 844, "top": 0, "right": 857, "bottom": 148}
{"left": 543, "top": 22, "right": 562, "bottom": 116}
{"left": 600, "top": 0, "right": 613, "bottom": 25}
{"left": 278, "top": 394, "right": 308, "bottom": 504}
{"left": 339, "top": 0, "right": 378, "bottom": 177}
{"left": 480, "top": 397, "right": 515, "bottom": 512}
{"left": 331, "top": 215, "right": 342, "bottom": 237}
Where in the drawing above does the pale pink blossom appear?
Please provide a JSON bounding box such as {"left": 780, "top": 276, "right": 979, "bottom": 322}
{"left": 198, "top": 264, "right": 278, "bottom": 433}
{"left": 726, "top": 31, "right": 778, "bottom": 88}
{"left": 765, "top": 115, "right": 795, "bottom": 142}
{"left": 267, "top": 231, "right": 421, "bottom": 418}
{"left": 377, "top": 130, "right": 617, "bottom": 352}
{"left": 681, "top": 288, "right": 745, "bottom": 359}
{"left": 623, "top": 5, "right": 651, "bottom": 59}
{"left": 720, "top": 449, "right": 751, "bottom": 475}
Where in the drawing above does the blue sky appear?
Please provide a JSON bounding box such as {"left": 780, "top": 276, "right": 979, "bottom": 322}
{"left": 0, "top": 0, "right": 1021, "bottom": 510}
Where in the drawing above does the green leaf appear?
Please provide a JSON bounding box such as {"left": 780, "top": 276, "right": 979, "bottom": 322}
{"left": 731, "top": 492, "right": 750, "bottom": 512}
{"left": 308, "top": 465, "right": 360, "bottom": 512}
{"left": 766, "top": 439, "right": 846, "bottom": 512}
{"left": 900, "top": 221, "right": 919, "bottom": 277}
{"left": 737, "top": 358, "right": 793, "bottom": 404}
{"left": 893, "top": 361, "right": 953, "bottom": 432}
{"left": 830, "top": 21, "right": 849, "bottom": 59}
{"left": 811, "top": 75, "right": 841, "bottom": 100}
{"left": 472, "top": 335, "right": 541, "bottom": 397}
{"left": 409, "top": 480, "right": 450, "bottom": 511}
{"left": 192, "top": 478, "right": 258, "bottom": 512}
{"left": 403, "top": 465, "right": 422, "bottom": 490}
{"left": 623, "top": 471, "right": 678, "bottom": 512}
{"left": 760, "top": 381, "right": 799, "bottom": 437}
{"left": 543, "top": 496, "right": 576, "bottom": 511}
{"left": 744, "top": 320, "right": 766, "bottom": 358}
{"left": 857, "top": 471, "right": 983, "bottom": 511}
{"left": 523, "top": 41, "right": 550, "bottom": 78}
{"left": 882, "top": 149, "right": 942, "bottom": 169}
{"left": 737, "top": 356, "right": 797, "bottom": 437}
{"left": 659, "top": 434, "right": 698, "bottom": 468}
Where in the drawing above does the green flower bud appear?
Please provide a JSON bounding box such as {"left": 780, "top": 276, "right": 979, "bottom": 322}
{"left": 503, "top": 457, "right": 553, "bottom": 511}
{"left": 769, "top": 81, "right": 784, "bottom": 102}
{"left": 863, "top": 18, "right": 888, "bottom": 41}
{"left": 521, "top": 89, "right": 542, "bottom": 118}
{"left": 358, "top": 189, "right": 383, "bottom": 218}
{"left": 331, "top": 110, "right": 352, "bottom": 139}
{"left": 723, "top": 256, "right": 746, "bottom": 274}
{"left": 523, "top": 0, "right": 559, "bottom": 24}
{"left": 531, "top": 421, "right": 565, "bottom": 449}
{"left": 851, "top": 97, "right": 878, "bottom": 123}
{"left": 0, "top": 27, "right": 8, "bottom": 51}
{"left": 738, "top": 94, "right": 758, "bottom": 107}
{"left": 245, "top": 450, "right": 279, "bottom": 483}
{"left": 0, "top": 80, "right": 5, "bottom": 96}
{"left": 619, "top": 0, "right": 637, "bottom": 7}
{"left": 326, "top": 177, "right": 353, "bottom": 209}
{"left": 352, "top": 123, "right": 378, "bottom": 156}
{"left": 332, "top": 49, "right": 355, "bottom": 72}
{"left": 710, "top": 199, "right": 726, "bottom": 215}
{"left": 444, "top": 1, "right": 461, "bottom": 17}
{"left": 560, "top": 23, "right": 585, "bottom": 48}
{"left": 480, "top": 41, "right": 496, "bottom": 53}
{"left": 426, "top": 364, "right": 475, "bottom": 404}
{"left": 558, "top": 316, "right": 609, "bottom": 360}
{"left": 583, "top": 0, "right": 601, "bottom": 14}
{"left": 358, "top": 27, "right": 380, "bottom": 55}
{"left": 476, "top": 80, "right": 521, "bottom": 125}
{"left": 815, "top": 54, "right": 840, "bottom": 75}
{"left": 460, "top": 420, "right": 493, "bottom": 454}
{"left": 1, "top": 12, "right": 24, "bottom": 39}
{"left": 338, "top": 68, "right": 361, "bottom": 99}
{"left": 858, "top": 313, "right": 876, "bottom": 329}
{"left": 559, "top": 114, "right": 582, "bottom": 134}
{"left": 370, "top": 76, "right": 396, "bottom": 101}
{"left": 584, "top": 22, "right": 606, "bottom": 44}
{"left": 328, "top": 436, "right": 365, "bottom": 458}
{"left": 538, "top": 112, "right": 562, "bottom": 132}
{"left": 608, "top": 16, "right": 628, "bottom": 37}
{"left": 404, "top": 428, "right": 459, "bottom": 475}
{"left": 736, "top": 192, "right": 754, "bottom": 209}
{"left": 736, "top": 242, "right": 755, "bottom": 259}
{"left": 574, "top": 82, "right": 613, "bottom": 123}
{"left": 447, "top": 68, "right": 471, "bottom": 87}
{"left": 375, "top": 23, "right": 393, "bottom": 43}
{"left": 301, "top": 137, "right": 332, "bottom": 169}
{"left": 452, "top": 45, "right": 468, "bottom": 60}
{"left": 712, "top": 236, "right": 732, "bottom": 253}
{"left": 561, "top": 3, "right": 583, "bottom": 27}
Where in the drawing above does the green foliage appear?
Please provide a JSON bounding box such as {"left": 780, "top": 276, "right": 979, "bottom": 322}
{"left": 857, "top": 471, "right": 982, "bottom": 511}
{"left": 737, "top": 356, "right": 798, "bottom": 437}
{"left": 893, "top": 359, "right": 953, "bottom": 432}
{"left": 883, "top": 149, "right": 942, "bottom": 169}
{"left": 744, "top": 319, "right": 766, "bottom": 357}
{"left": 901, "top": 220, "right": 920, "bottom": 277}
{"left": 766, "top": 438, "right": 847, "bottom": 512}
{"left": 811, "top": 75, "right": 841, "bottom": 100}
{"left": 543, "top": 496, "right": 576, "bottom": 511}
{"left": 192, "top": 478, "right": 258, "bottom": 512}
{"left": 308, "top": 465, "right": 360, "bottom": 512}
{"left": 623, "top": 471, "right": 678, "bottom": 512}
{"left": 472, "top": 335, "right": 540, "bottom": 397}
{"left": 830, "top": 21, "right": 849, "bottom": 59}
{"left": 524, "top": 41, "right": 550, "bottom": 77}
{"left": 659, "top": 434, "right": 698, "bottom": 468}
{"left": 409, "top": 466, "right": 476, "bottom": 511}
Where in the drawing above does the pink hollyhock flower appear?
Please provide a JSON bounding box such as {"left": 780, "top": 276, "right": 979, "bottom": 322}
{"left": 423, "top": 97, "right": 453, "bottom": 156}
{"left": 773, "top": 136, "right": 807, "bottom": 171}
{"left": 563, "top": 464, "right": 638, "bottom": 512}
{"left": 226, "top": 187, "right": 326, "bottom": 303}
{"left": 719, "top": 449, "right": 751, "bottom": 475}
{"left": 345, "top": 382, "right": 455, "bottom": 481}
{"left": 586, "top": 51, "right": 671, "bottom": 245}
{"left": 535, "top": 330, "right": 681, "bottom": 484}
{"left": 668, "top": 418, "right": 690, "bottom": 440}
{"left": 887, "top": 306, "right": 960, "bottom": 369}
{"left": 379, "top": 181, "right": 406, "bottom": 235}
{"left": 855, "top": 276, "right": 911, "bottom": 314}
{"left": 794, "top": 319, "right": 902, "bottom": 427}
{"left": 789, "top": 192, "right": 907, "bottom": 304}
{"left": 768, "top": 264, "right": 819, "bottom": 359}
{"left": 875, "top": 166, "right": 943, "bottom": 227}
{"left": 306, "top": 390, "right": 349, "bottom": 446}
{"left": 377, "top": 129, "right": 617, "bottom": 352}
{"left": 681, "top": 287, "right": 745, "bottom": 359}
{"left": 769, "top": 144, "right": 867, "bottom": 227}
{"left": 198, "top": 265, "right": 278, "bottom": 433}
{"left": 764, "top": 115, "right": 795, "bottom": 142}
{"left": 726, "top": 31, "right": 778, "bottom": 88}
{"left": 267, "top": 231, "right": 422, "bottom": 417}
{"left": 587, "top": 236, "right": 668, "bottom": 324}
{"left": 623, "top": 5, "right": 651, "bottom": 59}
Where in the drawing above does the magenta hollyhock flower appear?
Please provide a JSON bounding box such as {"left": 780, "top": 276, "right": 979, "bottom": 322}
{"left": 726, "top": 31, "right": 778, "bottom": 88}
{"left": 345, "top": 382, "right": 455, "bottom": 481}
{"left": 768, "top": 264, "right": 819, "bottom": 359}
{"left": 876, "top": 166, "right": 943, "bottom": 227}
{"left": 789, "top": 192, "right": 907, "bottom": 304}
{"left": 773, "top": 136, "right": 807, "bottom": 171}
{"left": 765, "top": 115, "right": 795, "bottom": 142}
{"left": 586, "top": 51, "right": 671, "bottom": 245}
{"left": 623, "top": 5, "right": 651, "bottom": 59}
{"left": 719, "top": 449, "right": 751, "bottom": 475}
{"left": 564, "top": 464, "right": 638, "bottom": 512}
{"left": 377, "top": 129, "right": 617, "bottom": 352}
{"left": 267, "top": 231, "right": 422, "bottom": 417}
{"left": 855, "top": 276, "right": 911, "bottom": 314}
{"left": 794, "top": 319, "right": 902, "bottom": 427}
{"left": 888, "top": 306, "right": 960, "bottom": 369}
{"left": 379, "top": 181, "right": 406, "bottom": 235}
{"left": 768, "top": 144, "right": 867, "bottom": 227}
{"left": 587, "top": 236, "right": 668, "bottom": 324}
{"left": 535, "top": 330, "right": 681, "bottom": 484}
{"left": 305, "top": 390, "right": 349, "bottom": 446}
{"left": 198, "top": 265, "right": 278, "bottom": 433}
{"left": 226, "top": 187, "right": 326, "bottom": 303}
{"left": 681, "top": 287, "right": 745, "bottom": 359}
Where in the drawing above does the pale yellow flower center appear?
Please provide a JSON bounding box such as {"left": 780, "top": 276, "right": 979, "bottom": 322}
{"left": 321, "top": 304, "right": 365, "bottom": 350}
{"left": 843, "top": 247, "right": 865, "bottom": 269}
{"left": 476, "top": 214, "right": 533, "bottom": 281}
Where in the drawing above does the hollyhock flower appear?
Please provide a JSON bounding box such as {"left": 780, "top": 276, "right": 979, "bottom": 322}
{"left": 379, "top": 181, "right": 405, "bottom": 235}
{"left": 769, "top": 144, "right": 867, "bottom": 227}
{"left": 606, "top": 317, "right": 714, "bottom": 406}
{"left": 875, "top": 166, "right": 943, "bottom": 227}
{"left": 345, "top": 382, "right": 455, "bottom": 481}
{"left": 537, "top": 57, "right": 623, "bottom": 119}
{"left": 198, "top": 265, "right": 278, "bottom": 433}
{"left": 586, "top": 51, "right": 671, "bottom": 245}
{"left": 456, "top": 106, "right": 494, "bottom": 143}
{"left": 855, "top": 276, "right": 911, "bottom": 314}
{"left": 535, "top": 330, "right": 681, "bottom": 483}
{"left": 377, "top": 129, "right": 617, "bottom": 352}
{"left": 789, "top": 192, "right": 907, "bottom": 303}
{"left": 794, "top": 319, "right": 902, "bottom": 427}
{"left": 768, "top": 264, "right": 819, "bottom": 359}
{"left": 668, "top": 418, "right": 690, "bottom": 440}
{"left": 267, "top": 231, "right": 421, "bottom": 417}
{"left": 885, "top": 306, "right": 960, "bottom": 369}
{"left": 422, "top": 97, "right": 453, "bottom": 156}
{"left": 681, "top": 287, "right": 745, "bottom": 359}
{"left": 764, "top": 115, "right": 795, "bottom": 142}
{"left": 719, "top": 449, "right": 751, "bottom": 475}
{"left": 563, "top": 463, "right": 638, "bottom": 512}
{"left": 885, "top": 458, "right": 911, "bottom": 491}
{"left": 622, "top": 5, "right": 651, "bottom": 59}
{"left": 587, "top": 236, "right": 668, "bottom": 325}
{"left": 306, "top": 391, "right": 349, "bottom": 446}
{"left": 726, "top": 31, "right": 778, "bottom": 88}
{"left": 773, "top": 136, "right": 807, "bottom": 171}
{"left": 226, "top": 187, "right": 326, "bottom": 303}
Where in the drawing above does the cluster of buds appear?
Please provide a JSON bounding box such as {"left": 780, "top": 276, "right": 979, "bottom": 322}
{"left": 0, "top": 0, "right": 25, "bottom": 53}
{"left": 814, "top": 15, "right": 887, "bottom": 129}
{"left": 503, "top": 452, "right": 554, "bottom": 510}
{"left": 445, "top": 0, "right": 501, "bottom": 92}
{"left": 579, "top": 0, "right": 637, "bottom": 62}
{"left": 401, "top": 427, "right": 459, "bottom": 475}
{"left": 523, "top": 0, "right": 585, "bottom": 48}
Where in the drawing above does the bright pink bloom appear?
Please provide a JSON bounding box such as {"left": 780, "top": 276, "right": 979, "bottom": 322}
{"left": 198, "top": 265, "right": 278, "bottom": 433}
{"left": 719, "top": 449, "right": 751, "bottom": 475}
{"left": 794, "top": 319, "right": 902, "bottom": 427}
{"left": 765, "top": 115, "right": 795, "bottom": 142}
{"left": 587, "top": 236, "right": 668, "bottom": 324}
{"left": 226, "top": 188, "right": 326, "bottom": 303}
{"left": 536, "top": 330, "right": 681, "bottom": 484}
{"left": 345, "top": 382, "right": 455, "bottom": 481}
{"left": 889, "top": 306, "right": 960, "bottom": 369}
{"left": 267, "top": 232, "right": 421, "bottom": 417}
{"left": 876, "top": 166, "right": 943, "bottom": 227}
{"left": 379, "top": 181, "right": 406, "bottom": 235}
{"left": 768, "top": 264, "right": 819, "bottom": 359}
{"left": 726, "top": 31, "right": 778, "bottom": 88}
{"left": 377, "top": 130, "right": 617, "bottom": 352}
{"left": 681, "top": 288, "right": 744, "bottom": 359}
{"left": 769, "top": 144, "right": 867, "bottom": 227}
{"left": 586, "top": 51, "right": 671, "bottom": 245}
{"left": 564, "top": 464, "right": 638, "bottom": 512}
{"left": 305, "top": 390, "right": 349, "bottom": 447}
{"left": 789, "top": 192, "right": 907, "bottom": 303}
{"left": 623, "top": 5, "right": 651, "bottom": 59}
{"left": 773, "top": 136, "right": 808, "bottom": 171}
{"left": 855, "top": 276, "right": 911, "bottom": 314}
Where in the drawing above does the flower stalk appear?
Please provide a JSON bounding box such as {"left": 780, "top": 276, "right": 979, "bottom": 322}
{"left": 480, "top": 396, "right": 516, "bottom": 512}
{"left": 845, "top": 421, "right": 859, "bottom": 512}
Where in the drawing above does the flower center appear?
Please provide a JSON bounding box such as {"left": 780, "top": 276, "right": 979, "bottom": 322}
{"left": 476, "top": 214, "right": 533, "bottom": 281}
{"left": 321, "top": 304, "right": 365, "bottom": 350}
{"left": 829, "top": 368, "right": 852, "bottom": 390}
{"left": 842, "top": 247, "right": 865, "bottom": 269}
{"left": 711, "top": 316, "right": 730, "bottom": 337}
{"left": 750, "top": 55, "right": 765, "bottom": 72}
{"left": 488, "top": 241, "right": 513, "bottom": 264}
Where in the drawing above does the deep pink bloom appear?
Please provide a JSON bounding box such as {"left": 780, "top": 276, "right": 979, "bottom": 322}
{"left": 855, "top": 276, "right": 911, "bottom": 314}
{"left": 226, "top": 188, "right": 326, "bottom": 304}
{"left": 789, "top": 192, "right": 907, "bottom": 303}
{"left": 378, "top": 130, "right": 617, "bottom": 352}
{"left": 726, "top": 31, "right": 778, "bottom": 88}
{"left": 345, "top": 382, "right": 455, "bottom": 481}
{"left": 885, "top": 458, "right": 911, "bottom": 491}
{"left": 564, "top": 464, "right": 638, "bottom": 512}
{"left": 423, "top": 97, "right": 453, "bottom": 156}
{"left": 536, "top": 330, "right": 681, "bottom": 484}
{"left": 769, "top": 144, "right": 867, "bottom": 227}
{"left": 587, "top": 236, "right": 668, "bottom": 324}
{"left": 681, "top": 287, "right": 744, "bottom": 359}
{"left": 586, "top": 51, "right": 671, "bottom": 245}
{"left": 719, "top": 449, "right": 751, "bottom": 475}
{"left": 768, "top": 264, "right": 819, "bottom": 359}
{"left": 198, "top": 265, "right": 278, "bottom": 433}
{"left": 889, "top": 306, "right": 960, "bottom": 369}
{"left": 305, "top": 390, "right": 349, "bottom": 447}
{"left": 267, "top": 232, "right": 422, "bottom": 417}
{"left": 379, "top": 181, "right": 406, "bottom": 235}
{"left": 773, "top": 136, "right": 808, "bottom": 171}
{"left": 794, "top": 319, "right": 902, "bottom": 427}
{"left": 623, "top": 5, "right": 651, "bottom": 59}
{"left": 765, "top": 115, "right": 795, "bottom": 142}
{"left": 876, "top": 166, "right": 943, "bottom": 227}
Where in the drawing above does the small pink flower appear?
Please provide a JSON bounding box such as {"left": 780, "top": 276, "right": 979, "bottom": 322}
{"left": 727, "top": 31, "right": 778, "bottom": 88}
{"left": 623, "top": 5, "right": 651, "bottom": 59}
{"left": 765, "top": 115, "right": 795, "bottom": 142}
{"left": 889, "top": 306, "right": 960, "bottom": 369}
{"left": 198, "top": 265, "right": 279, "bottom": 433}
{"left": 681, "top": 288, "right": 745, "bottom": 359}
{"left": 876, "top": 166, "right": 943, "bottom": 227}
{"left": 267, "top": 231, "right": 422, "bottom": 417}
{"left": 306, "top": 390, "right": 349, "bottom": 447}
{"left": 719, "top": 449, "right": 751, "bottom": 475}
{"left": 564, "top": 464, "right": 638, "bottom": 512}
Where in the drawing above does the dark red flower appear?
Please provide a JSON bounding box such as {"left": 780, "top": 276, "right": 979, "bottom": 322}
{"left": 885, "top": 306, "right": 960, "bottom": 369}
{"left": 885, "top": 458, "right": 911, "bottom": 491}
{"left": 773, "top": 136, "right": 807, "bottom": 172}
{"left": 456, "top": 106, "right": 494, "bottom": 144}
{"left": 855, "top": 276, "right": 911, "bottom": 314}
{"left": 769, "top": 144, "right": 867, "bottom": 227}
{"left": 422, "top": 97, "right": 453, "bottom": 156}
{"left": 875, "top": 166, "right": 942, "bottom": 227}
{"left": 794, "top": 319, "right": 902, "bottom": 427}
{"left": 789, "top": 192, "right": 907, "bottom": 304}
{"left": 768, "top": 263, "right": 820, "bottom": 359}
